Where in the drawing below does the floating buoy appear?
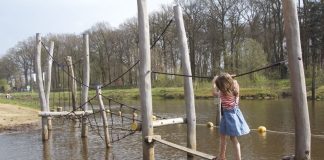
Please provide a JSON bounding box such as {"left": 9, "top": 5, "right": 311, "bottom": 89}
{"left": 133, "top": 112, "right": 138, "bottom": 117}
{"left": 131, "top": 122, "right": 141, "bottom": 131}
{"left": 106, "top": 109, "right": 110, "bottom": 113}
{"left": 258, "top": 126, "right": 267, "bottom": 133}
{"left": 206, "top": 122, "right": 214, "bottom": 128}
{"left": 152, "top": 115, "right": 157, "bottom": 121}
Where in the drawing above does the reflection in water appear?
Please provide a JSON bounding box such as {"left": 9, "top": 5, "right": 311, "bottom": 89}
{"left": 43, "top": 142, "right": 51, "bottom": 160}
{"left": 81, "top": 138, "right": 88, "bottom": 160}
{"left": 43, "top": 131, "right": 52, "bottom": 160}
{"left": 0, "top": 99, "right": 324, "bottom": 159}
{"left": 105, "top": 148, "right": 112, "bottom": 160}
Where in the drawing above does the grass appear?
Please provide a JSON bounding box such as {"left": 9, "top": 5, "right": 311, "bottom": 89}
{"left": 0, "top": 92, "right": 39, "bottom": 109}
{"left": 1, "top": 78, "right": 324, "bottom": 110}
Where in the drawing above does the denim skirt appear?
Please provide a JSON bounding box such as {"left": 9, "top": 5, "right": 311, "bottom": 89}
{"left": 220, "top": 106, "right": 250, "bottom": 136}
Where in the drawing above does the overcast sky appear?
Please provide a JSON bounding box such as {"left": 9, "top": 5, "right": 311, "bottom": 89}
{"left": 0, "top": 0, "right": 174, "bottom": 57}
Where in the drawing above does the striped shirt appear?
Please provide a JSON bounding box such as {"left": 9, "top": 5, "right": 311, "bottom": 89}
{"left": 220, "top": 93, "right": 239, "bottom": 110}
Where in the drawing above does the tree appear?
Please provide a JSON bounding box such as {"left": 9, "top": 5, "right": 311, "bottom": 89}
{"left": 237, "top": 38, "right": 268, "bottom": 81}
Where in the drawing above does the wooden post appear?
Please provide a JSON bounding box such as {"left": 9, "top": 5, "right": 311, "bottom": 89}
{"left": 173, "top": 5, "right": 197, "bottom": 155}
{"left": 81, "top": 33, "right": 90, "bottom": 138}
{"left": 282, "top": 1, "right": 311, "bottom": 159}
{"left": 45, "top": 41, "right": 54, "bottom": 130}
{"left": 65, "top": 56, "right": 77, "bottom": 111}
{"left": 96, "top": 86, "right": 111, "bottom": 148}
{"left": 57, "top": 107, "right": 63, "bottom": 112}
{"left": 35, "top": 33, "right": 49, "bottom": 141}
{"left": 137, "top": 0, "right": 154, "bottom": 159}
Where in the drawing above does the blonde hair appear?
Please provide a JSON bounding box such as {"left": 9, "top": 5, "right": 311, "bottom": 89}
{"left": 215, "top": 73, "right": 238, "bottom": 96}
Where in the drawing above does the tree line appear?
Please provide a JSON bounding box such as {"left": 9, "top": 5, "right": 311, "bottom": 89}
{"left": 0, "top": 0, "right": 323, "bottom": 91}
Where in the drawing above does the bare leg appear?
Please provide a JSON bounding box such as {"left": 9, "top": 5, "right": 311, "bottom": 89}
{"left": 219, "top": 134, "right": 227, "bottom": 160}
{"left": 230, "top": 136, "right": 241, "bottom": 160}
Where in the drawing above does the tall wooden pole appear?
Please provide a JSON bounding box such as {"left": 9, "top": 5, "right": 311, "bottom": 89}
{"left": 137, "top": 0, "right": 154, "bottom": 159}
{"left": 65, "top": 56, "right": 77, "bottom": 111}
{"left": 81, "top": 34, "right": 90, "bottom": 138}
{"left": 45, "top": 41, "right": 54, "bottom": 130}
{"left": 96, "top": 86, "right": 111, "bottom": 148}
{"left": 174, "top": 5, "right": 197, "bottom": 155}
{"left": 282, "top": 0, "right": 311, "bottom": 159}
{"left": 35, "top": 33, "right": 49, "bottom": 141}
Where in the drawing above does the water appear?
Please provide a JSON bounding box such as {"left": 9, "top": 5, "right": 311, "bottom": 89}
{"left": 0, "top": 99, "right": 323, "bottom": 160}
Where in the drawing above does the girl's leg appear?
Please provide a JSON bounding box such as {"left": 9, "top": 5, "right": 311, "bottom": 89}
{"left": 219, "top": 134, "right": 227, "bottom": 159}
{"left": 230, "top": 136, "right": 241, "bottom": 160}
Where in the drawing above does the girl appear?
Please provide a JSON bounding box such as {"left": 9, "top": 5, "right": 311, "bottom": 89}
{"left": 212, "top": 73, "right": 250, "bottom": 160}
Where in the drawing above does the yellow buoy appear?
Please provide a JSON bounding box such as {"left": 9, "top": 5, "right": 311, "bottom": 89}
{"left": 131, "top": 122, "right": 141, "bottom": 131}
{"left": 258, "top": 126, "right": 267, "bottom": 133}
{"left": 152, "top": 115, "right": 157, "bottom": 121}
{"left": 206, "top": 122, "right": 214, "bottom": 128}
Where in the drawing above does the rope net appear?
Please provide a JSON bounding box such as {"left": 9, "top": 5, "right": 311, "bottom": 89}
{"left": 39, "top": 19, "right": 174, "bottom": 143}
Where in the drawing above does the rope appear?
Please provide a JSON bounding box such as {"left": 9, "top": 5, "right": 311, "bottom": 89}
{"left": 196, "top": 124, "right": 324, "bottom": 139}
{"left": 151, "top": 60, "right": 288, "bottom": 79}
{"left": 63, "top": 94, "right": 98, "bottom": 117}
{"left": 41, "top": 18, "right": 173, "bottom": 91}
{"left": 233, "top": 60, "right": 288, "bottom": 78}
{"left": 100, "top": 60, "right": 140, "bottom": 89}
{"left": 110, "top": 131, "right": 136, "bottom": 143}
{"left": 150, "top": 19, "right": 173, "bottom": 49}
{"left": 88, "top": 100, "right": 104, "bottom": 141}
{"left": 151, "top": 70, "right": 211, "bottom": 79}
{"left": 100, "top": 94, "right": 140, "bottom": 111}
{"left": 99, "top": 19, "right": 173, "bottom": 89}
{"left": 41, "top": 41, "right": 93, "bottom": 89}
{"left": 100, "top": 94, "right": 166, "bottom": 120}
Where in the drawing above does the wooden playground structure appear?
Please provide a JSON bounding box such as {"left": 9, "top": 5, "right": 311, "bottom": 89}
{"left": 35, "top": 0, "right": 311, "bottom": 159}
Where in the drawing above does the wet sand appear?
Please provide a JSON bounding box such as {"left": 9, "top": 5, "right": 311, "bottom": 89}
{"left": 0, "top": 104, "right": 40, "bottom": 133}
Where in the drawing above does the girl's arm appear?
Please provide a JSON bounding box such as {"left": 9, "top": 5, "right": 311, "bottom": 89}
{"left": 233, "top": 80, "right": 240, "bottom": 96}
{"left": 212, "top": 76, "right": 219, "bottom": 96}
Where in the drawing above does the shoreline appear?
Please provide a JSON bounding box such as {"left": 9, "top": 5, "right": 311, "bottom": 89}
{"left": 0, "top": 103, "right": 40, "bottom": 133}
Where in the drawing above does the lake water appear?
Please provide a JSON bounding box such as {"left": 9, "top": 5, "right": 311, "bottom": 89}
{"left": 0, "top": 98, "right": 323, "bottom": 160}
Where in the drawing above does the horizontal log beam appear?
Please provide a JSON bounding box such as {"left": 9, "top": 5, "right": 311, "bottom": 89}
{"left": 39, "top": 110, "right": 94, "bottom": 117}
{"left": 153, "top": 117, "right": 186, "bottom": 127}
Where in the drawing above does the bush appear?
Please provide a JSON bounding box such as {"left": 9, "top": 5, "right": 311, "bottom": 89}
{"left": 0, "top": 79, "right": 10, "bottom": 93}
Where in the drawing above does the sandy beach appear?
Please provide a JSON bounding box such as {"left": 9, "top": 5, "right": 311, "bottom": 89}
{"left": 0, "top": 104, "right": 40, "bottom": 133}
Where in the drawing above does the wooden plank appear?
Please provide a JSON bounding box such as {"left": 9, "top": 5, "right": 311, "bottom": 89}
{"left": 153, "top": 118, "right": 186, "bottom": 127}
{"left": 152, "top": 136, "right": 217, "bottom": 160}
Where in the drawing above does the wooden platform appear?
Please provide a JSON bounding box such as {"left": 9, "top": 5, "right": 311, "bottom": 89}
{"left": 148, "top": 135, "right": 217, "bottom": 160}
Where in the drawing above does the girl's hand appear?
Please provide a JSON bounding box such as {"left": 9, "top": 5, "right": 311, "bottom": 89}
{"left": 212, "top": 75, "right": 218, "bottom": 88}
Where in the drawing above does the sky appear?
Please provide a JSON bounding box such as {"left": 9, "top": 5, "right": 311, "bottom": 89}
{"left": 0, "top": 0, "right": 174, "bottom": 57}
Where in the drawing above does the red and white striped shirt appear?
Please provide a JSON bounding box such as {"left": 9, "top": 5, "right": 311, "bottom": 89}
{"left": 220, "top": 93, "right": 239, "bottom": 110}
